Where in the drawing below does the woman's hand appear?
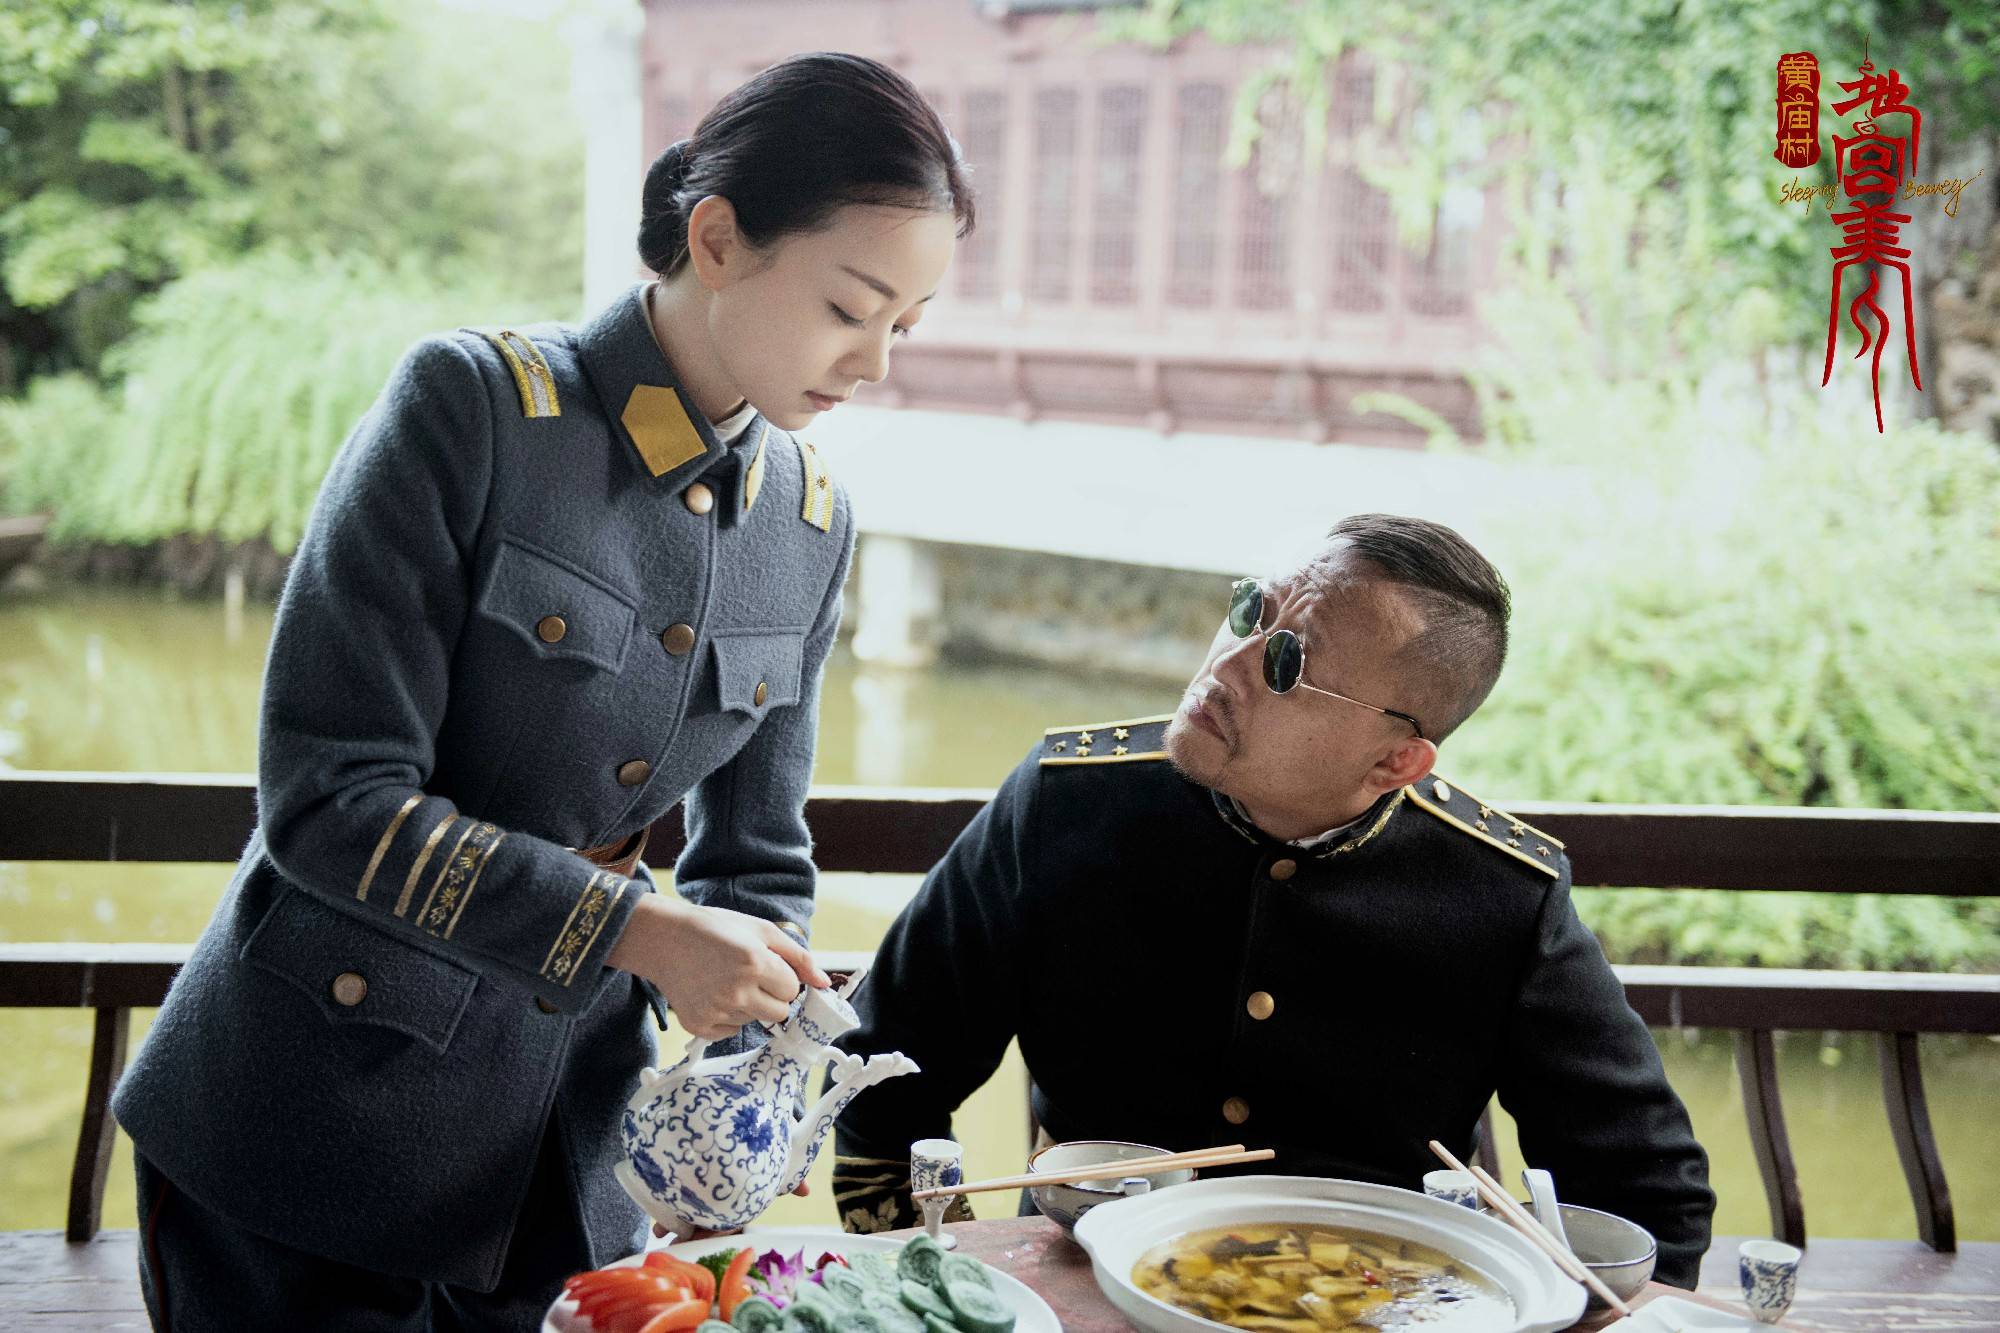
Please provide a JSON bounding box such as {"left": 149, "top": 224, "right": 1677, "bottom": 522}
{"left": 608, "top": 895, "right": 830, "bottom": 1038}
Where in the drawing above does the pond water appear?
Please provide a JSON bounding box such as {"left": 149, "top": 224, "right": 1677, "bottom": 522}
{"left": 2, "top": 586, "right": 1994, "bottom": 1241}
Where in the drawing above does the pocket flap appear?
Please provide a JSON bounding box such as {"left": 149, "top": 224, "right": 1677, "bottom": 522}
{"left": 711, "top": 629, "right": 806, "bottom": 721}
{"left": 476, "top": 537, "right": 636, "bottom": 673}
{"left": 244, "top": 890, "right": 477, "bottom": 1053}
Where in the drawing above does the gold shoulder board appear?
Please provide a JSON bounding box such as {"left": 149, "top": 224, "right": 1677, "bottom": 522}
{"left": 1405, "top": 775, "right": 1562, "bottom": 878}
{"left": 797, "top": 438, "right": 835, "bottom": 532}
{"left": 480, "top": 329, "right": 560, "bottom": 419}
{"left": 1040, "top": 713, "right": 1175, "bottom": 765}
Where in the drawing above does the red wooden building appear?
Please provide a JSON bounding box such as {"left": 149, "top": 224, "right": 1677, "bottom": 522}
{"left": 641, "top": 0, "right": 1500, "bottom": 444}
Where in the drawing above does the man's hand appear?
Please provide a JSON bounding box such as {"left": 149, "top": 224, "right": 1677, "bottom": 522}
{"left": 608, "top": 896, "right": 830, "bottom": 1038}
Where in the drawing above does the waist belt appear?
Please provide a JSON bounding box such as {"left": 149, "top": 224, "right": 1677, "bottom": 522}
{"left": 571, "top": 826, "right": 651, "bottom": 879}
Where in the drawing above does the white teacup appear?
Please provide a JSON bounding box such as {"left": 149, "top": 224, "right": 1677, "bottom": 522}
{"left": 1422, "top": 1168, "right": 1480, "bottom": 1210}
{"left": 1738, "top": 1238, "right": 1803, "bottom": 1324}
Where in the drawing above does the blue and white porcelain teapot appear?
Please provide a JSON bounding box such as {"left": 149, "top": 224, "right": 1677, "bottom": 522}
{"left": 615, "top": 980, "right": 917, "bottom": 1237}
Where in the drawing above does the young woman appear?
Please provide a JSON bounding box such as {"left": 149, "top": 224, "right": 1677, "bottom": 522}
{"left": 112, "top": 52, "right": 971, "bottom": 1331}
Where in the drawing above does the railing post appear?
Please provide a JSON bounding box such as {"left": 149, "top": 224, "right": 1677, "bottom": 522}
{"left": 1734, "top": 1029, "right": 1806, "bottom": 1247}
{"left": 67, "top": 1004, "right": 131, "bottom": 1242}
{"left": 1876, "top": 1031, "right": 1956, "bottom": 1252}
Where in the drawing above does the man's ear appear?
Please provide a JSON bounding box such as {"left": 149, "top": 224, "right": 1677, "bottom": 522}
{"left": 684, "top": 195, "right": 749, "bottom": 293}
{"left": 1369, "top": 734, "right": 1437, "bottom": 796}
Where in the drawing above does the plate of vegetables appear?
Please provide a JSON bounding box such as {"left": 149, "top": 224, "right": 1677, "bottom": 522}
{"left": 544, "top": 1227, "right": 1060, "bottom": 1333}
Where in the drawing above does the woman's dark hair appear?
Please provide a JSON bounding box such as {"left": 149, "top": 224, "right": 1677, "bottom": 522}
{"left": 639, "top": 53, "right": 975, "bottom": 277}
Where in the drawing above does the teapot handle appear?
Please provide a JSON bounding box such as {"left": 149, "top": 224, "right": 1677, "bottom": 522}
{"left": 641, "top": 1035, "right": 710, "bottom": 1094}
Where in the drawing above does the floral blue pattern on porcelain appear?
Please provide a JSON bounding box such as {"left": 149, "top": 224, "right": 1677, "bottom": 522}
{"left": 615, "top": 984, "right": 918, "bottom": 1237}
{"left": 1737, "top": 1239, "right": 1802, "bottom": 1324}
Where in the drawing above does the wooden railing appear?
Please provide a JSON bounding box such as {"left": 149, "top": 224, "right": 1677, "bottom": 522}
{"left": 3, "top": 773, "right": 1997, "bottom": 1249}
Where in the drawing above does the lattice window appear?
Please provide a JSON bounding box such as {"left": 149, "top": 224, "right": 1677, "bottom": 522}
{"left": 955, "top": 90, "right": 1007, "bottom": 302}
{"left": 1331, "top": 53, "right": 1375, "bottom": 140}
{"left": 1327, "top": 165, "right": 1391, "bottom": 313}
{"left": 1409, "top": 183, "right": 1482, "bottom": 317}
{"left": 1030, "top": 87, "right": 1079, "bottom": 303}
{"left": 1089, "top": 85, "right": 1147, "bottom": 305}
{"left": 1169, "top": 82, "right": 1226, "bottom": 308}
{"left": 1236, "top": 147, "right": 1291, "bottom": 311}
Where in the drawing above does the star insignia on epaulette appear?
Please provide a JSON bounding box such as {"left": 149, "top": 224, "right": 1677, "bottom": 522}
{"left": 1041, "top": 714, "right": 1174, "bottom": 765}
{"left": 1407, "top": 775, "right": 1563, "bottom": 878}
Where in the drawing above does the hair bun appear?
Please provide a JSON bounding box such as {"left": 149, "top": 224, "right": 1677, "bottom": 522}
{"left": 638, "top": 140, "right": 694, "bottom": 275}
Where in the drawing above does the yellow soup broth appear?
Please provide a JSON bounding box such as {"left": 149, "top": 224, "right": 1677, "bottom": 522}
{"left": 1131, "top": 1224, "right": 1514, "bottom": 1331}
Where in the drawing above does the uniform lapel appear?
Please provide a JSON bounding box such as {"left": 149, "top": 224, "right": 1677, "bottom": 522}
{"left": 573, "top": 284, "right": 728, "bottom": 493}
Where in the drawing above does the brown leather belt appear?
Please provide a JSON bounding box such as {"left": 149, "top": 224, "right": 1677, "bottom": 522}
{"left": 571, "top": 826, "right": 651, "bottom": 879}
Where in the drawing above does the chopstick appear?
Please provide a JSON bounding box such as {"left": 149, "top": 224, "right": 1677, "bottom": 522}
{"left": 911, "top": 1145, "right": 1274, "bottom": 1200}
{"left": 1425, "top": 1140, "right": 1633, "bottom": 1320}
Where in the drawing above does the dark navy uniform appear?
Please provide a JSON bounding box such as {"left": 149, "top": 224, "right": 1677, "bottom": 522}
{"left": 832, "top": 715, "right": 1715, "bottom": 1287}
{"left": 112, "top": 284, "right": 854, "bottom": 1322}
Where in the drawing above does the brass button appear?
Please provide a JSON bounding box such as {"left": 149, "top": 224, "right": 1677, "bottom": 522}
{"left": 660, "top": 623, "right": 696, "bottom": 656}
{"left": 331, "top": 972, "right": 368, "bottom": 1007}
{"left": 683, "top": 482, "right": 715, "bottom": 515}
{"left": 754, "top": 681, "right": 768, "bottom": 706}
{"left": 535, "top": 996, "right": 559, "bottom": 1015}
{"left": 1246, "top": 991, "right": 1275, "bottom": 1021}
{"left": 1222, "top": 1096, "right": 1250, "bottom": 1125}
{"left": 536, "top": 614, "right": 568, "bottom": 644}
{"left": 616, "top": 759, "right": 651, "bottom": 786}
{"left": 1268, "top": 858, "right": 1297, "bottom": 882}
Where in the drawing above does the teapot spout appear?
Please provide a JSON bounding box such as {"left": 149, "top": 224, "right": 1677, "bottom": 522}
{"left": 779, "top": 1051, "right": 920, "bottom": 1194}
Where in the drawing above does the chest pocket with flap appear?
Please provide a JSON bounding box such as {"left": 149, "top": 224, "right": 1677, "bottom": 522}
{"left": 711, "top": 629, "right": 806, "bottom": 724}
{"left": 244, "top": 889, "right": 477, "bottom": 1053}
{"left": 476, "top": 537, "right": 637, "bottom": 673}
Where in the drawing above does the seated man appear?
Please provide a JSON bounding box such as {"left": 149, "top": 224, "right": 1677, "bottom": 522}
{"left": 830, "top": 513, "right": 1714, "bottom": 1285}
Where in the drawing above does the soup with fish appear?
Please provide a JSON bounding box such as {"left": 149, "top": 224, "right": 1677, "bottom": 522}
{"left": 1131, "top": 1224, "right": 1513, "bottom": 1331}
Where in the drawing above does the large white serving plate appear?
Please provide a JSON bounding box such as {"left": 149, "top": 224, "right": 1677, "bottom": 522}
{"left": 544, "top": 1225, "right": 1061, "bottom": 1333}
{"left": 1073, "top": 1174, "right": 1588, "bottom": 1333}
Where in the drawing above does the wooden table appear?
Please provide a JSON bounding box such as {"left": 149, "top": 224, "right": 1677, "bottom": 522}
{"left": 1, "top": 1224, "right": 1994, "bottom": 1330}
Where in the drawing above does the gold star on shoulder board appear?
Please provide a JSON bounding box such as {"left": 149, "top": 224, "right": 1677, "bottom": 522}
{"left": 1078, "top": 730, "right": 1095, "bottom": 746}
{"left": 1076, "top": 745, "right": 1092, "bottom": 757}
{"left": 1113, "top": 727, "right": 1130, "bottom": 742}
{"left": 1113, "top": 745, "right": 1128, "bottom": 756}
{"left": 1052, "top": 741, "right": 1067, "bottom": 753}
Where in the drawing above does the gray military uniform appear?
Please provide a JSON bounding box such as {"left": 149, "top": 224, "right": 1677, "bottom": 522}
{"left": 113, "top": 284, "right": 855, "bottom": 1294}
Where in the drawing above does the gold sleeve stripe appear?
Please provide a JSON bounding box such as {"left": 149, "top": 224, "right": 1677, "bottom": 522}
{"left": 357, "top": 794, "right": 423, "bottom": 903}
{"left": 414, "top": 821, "right": 478, "bottom": 928}
{"left": 482, "top": 330, "right": 560, "bottom": 418}
{"left": 1041, "top": 750, "right": 1167, "bottom": 766}
{"left": 562, "top": 877, "right": 626, "bottom": 986}
{"left": 541, "top": 870, "right": 606, "bottom": 978}
{"left": 442, "top": 830, "right": 505, "bottom": 940}
{"left": 798, "top": 439, "right": 835, "bottom": 532}
{"left": 395, "top": 813, "right": 460, "bottom": 918}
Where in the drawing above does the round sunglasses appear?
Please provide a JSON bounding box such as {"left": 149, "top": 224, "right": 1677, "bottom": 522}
{"left": 1227, "top": 578, "right": 1427, "bottom": 740}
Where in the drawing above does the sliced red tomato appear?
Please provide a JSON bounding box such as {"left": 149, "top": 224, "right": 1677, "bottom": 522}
{"left": 565, "top": 1267, "right": 697, "bottom": 1333}
{"left": 640, "top": 1251, "right": 717, "bottom": 1305}
{"left": 633, "top": 1299, "right": 711, "bottom": 1333}
{"left": 718, "top": 1247, "right": 758, "bottom": 1321}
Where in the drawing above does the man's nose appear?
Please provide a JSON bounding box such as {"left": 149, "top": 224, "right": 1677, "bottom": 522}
{"left": 1213, "top": 627, "right": 1264, "bottom": 686}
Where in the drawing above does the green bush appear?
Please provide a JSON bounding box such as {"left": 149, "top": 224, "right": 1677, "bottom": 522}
{"left": 1, "top": 250, "right": 566, "bottom": 551}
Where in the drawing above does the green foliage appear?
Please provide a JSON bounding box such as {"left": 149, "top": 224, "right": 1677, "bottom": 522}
{"left": 0, "top": 0, "right": 584, "bottom": 372}
{"left": 0, "top": 250, "right": 568, "bottom": 551}
{"left": 1109, "top": 0, "right": 2000, "bottom": 374}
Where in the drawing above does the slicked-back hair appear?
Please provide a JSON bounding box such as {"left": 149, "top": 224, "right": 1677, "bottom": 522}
{"left": 1308, "top": 514, "right": 1511, "bottom": 744}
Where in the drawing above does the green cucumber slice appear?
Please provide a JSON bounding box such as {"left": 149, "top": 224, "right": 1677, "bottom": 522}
{"left": 896, "top": 1234, "right": 948, "bottom": 1287}
{"left": 942, "top": 1279, "right": 1014, "bottom": 1333}
{"left": 922, "top": 1315, "right": 962, "bottom": 1333}
{"left": 734, "top": 1296, "right": 785, "bottom": 1333}
{"left": 938, "top": 1254, "right": 992, "bottom": 1291}
{"left": 819, "top": 1266, "right": 872, "bottom": 1311}
{"left": 898, "top": 1279, "right": 953, "bottom": 1322}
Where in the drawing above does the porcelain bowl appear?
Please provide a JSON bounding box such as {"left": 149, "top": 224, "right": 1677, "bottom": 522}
{"left": 1027, "top": 1140, "right": 1197, "bottom": 1232}
{"left": 1556, "top": 1202, "right": 1657, "bottom": 1306}
{"left": 1071, "top": 1174, "right": 1588, "bottom": 1333}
